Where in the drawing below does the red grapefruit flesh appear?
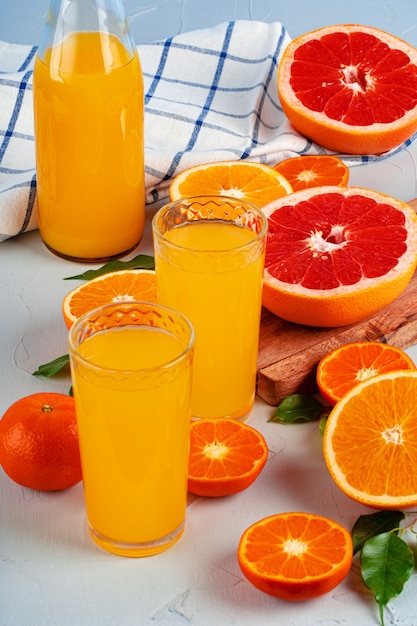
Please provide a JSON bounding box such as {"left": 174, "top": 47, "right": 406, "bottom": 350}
{"left": 278, "top": 24, "right": 417, "bottom": 154}
{"left": 262, "top": 186, "right": 417, "bottom": 327}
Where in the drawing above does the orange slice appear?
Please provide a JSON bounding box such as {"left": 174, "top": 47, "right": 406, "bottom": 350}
{"left": 238, "top": 512, "right": 353, "bottom": 601}
{"left": 323, "top": 370, "right": 417, "bottom": 509}
{"left": 273, "top": 155, "right": 349, "bottom": 191}
{"left": 187, "top": 418, "right": 268, "bottom": 497}
{"left": 169, "top": 160, "right": 293, "bottom": 208}
{"left": 262, "top": 186, "right": 417, "bottom": 327}
{"left": 62, "top": 269, "right": 158, "bottom": 329}
{"left": 317, "top": 341, "right": 416, "bottom": 405}
{"left": 278, "top": 24, "right": 417, "bottom": 154}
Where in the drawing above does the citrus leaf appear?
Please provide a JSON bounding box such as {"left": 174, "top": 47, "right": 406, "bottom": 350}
{"left": 268, "top": 394, "right": 324, "bottom": 424}
{"left": 63, "top": 254, "right": 155, "bottom": 280}
{"left": 33, "top": 354, "right": 70, "bottom": 377}
{"left": 361, "top": 532, "right": 414, "bottom": 626}
{"left": 352, "top": 511, "right": 405, "bottom": 554}
{"left": 319, "top": 414, "right": 329, "bottom": 435}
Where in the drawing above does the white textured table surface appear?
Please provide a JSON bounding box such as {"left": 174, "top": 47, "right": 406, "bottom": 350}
{"left": 1, "top": 2, "right": 417, "bottom": 625}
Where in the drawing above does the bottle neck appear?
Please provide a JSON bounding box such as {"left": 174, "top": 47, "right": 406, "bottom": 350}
{"left": 38, "top": 0, "right": 136, "bottom": 59}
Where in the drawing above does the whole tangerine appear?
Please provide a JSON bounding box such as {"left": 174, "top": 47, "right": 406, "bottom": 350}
{"left": 0, "top": 392, "right": 82, "bottom": 491}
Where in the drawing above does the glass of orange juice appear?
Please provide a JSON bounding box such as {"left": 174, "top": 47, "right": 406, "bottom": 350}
{"left": 68, "top": 301, "right": 194, "bottom": 557}
{"left": 152, "top": 196, "right": 267, "bottom": 421}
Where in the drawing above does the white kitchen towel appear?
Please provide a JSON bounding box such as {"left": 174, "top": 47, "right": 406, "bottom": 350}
{"left": 1, "top": 20, "right": 416, "bottom": 241}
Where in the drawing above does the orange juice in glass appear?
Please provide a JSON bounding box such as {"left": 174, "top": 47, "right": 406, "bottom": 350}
{"left": 33, "top": 30, "right": 145, "bottom": 261}
{"left": 152, "top": 197, "right": 267, "bottom": 421}
{"left": 68, "top": 302, "right": 194, "bottom": 557}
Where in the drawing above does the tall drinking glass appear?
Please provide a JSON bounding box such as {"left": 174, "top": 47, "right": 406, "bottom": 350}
{"left": 152, "top": 196, "right": 267, "bottom": 421}
{"left": 68, "top": 301, "right": 194, "bottom": 557}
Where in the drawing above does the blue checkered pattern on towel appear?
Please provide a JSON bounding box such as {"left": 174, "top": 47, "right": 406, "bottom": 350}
{"left": 1, "top": 20, "right": 416, "bottom": 241}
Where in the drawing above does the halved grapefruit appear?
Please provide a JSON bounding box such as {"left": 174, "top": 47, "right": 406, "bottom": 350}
{"left": 278, "top": 24, "right": 417, "bottom": 154}
{"left": 262, "top": 186, "right": 417, "bottom": 327}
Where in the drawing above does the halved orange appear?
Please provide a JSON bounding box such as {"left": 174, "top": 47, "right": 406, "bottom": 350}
{"left": 317, "top": 341, "right": 416, "bottom": 405}
{"left": 187, "top": 418, "right": 268, "bottom": 497}
{"left": 273, "top": 155, "right": 349, "bottom": 191}
{"left": 278, "top": 24, "right": 417, "bottom": 154}
{"left": 62, "top": 269, "right": 158, "bottom": 329}
{"left": 169, "top": 160, "right": 293, "bottom": 208}
{"left": 262, "top": 186, "right": 417, "bottom": 327}
{"left": 323, "top": 370, "right": 417, "bottom": 509}
{"left": 238, "top": 512, "right": 353, "bottom": 601}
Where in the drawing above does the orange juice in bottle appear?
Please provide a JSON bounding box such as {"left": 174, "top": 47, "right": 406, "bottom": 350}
{"left": 33, "top": 0, "right": 145, "bottom": 261}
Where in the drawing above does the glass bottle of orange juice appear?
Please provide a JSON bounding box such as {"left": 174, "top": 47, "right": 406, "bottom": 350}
{"left": 33, "top": 0, "right": 145, "bottom": 261}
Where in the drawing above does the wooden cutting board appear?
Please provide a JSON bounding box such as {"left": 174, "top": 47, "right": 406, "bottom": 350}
{"left": 256, "top": 198, "right": 417, "bottom": 406}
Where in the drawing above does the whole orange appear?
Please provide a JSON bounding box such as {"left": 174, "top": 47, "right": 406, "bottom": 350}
{"left": 0, "top": 392, "right": 82, "bottom": 491}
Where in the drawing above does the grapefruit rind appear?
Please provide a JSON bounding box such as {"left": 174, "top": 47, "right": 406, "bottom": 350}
{"left": 262, "top": 186, "right": 417, "bottom": 327}
{"left": 323, "top": 370, "right": 417, "bottom": 509}
{"left": 278, "top": 24, "right": 417, "bottom": 154}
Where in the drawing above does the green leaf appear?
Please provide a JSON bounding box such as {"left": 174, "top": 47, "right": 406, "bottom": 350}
{"left": 268, "top": 394, "right": 324, "bottom": 424}
{"left": 361, "top": 532, "right": 414, "bottom": 626}
{"left": 33, "top": 354, "right": 70, "bottom": 377}
{"left": 64, "top": 254, "right": 155, "bottom": 280}
{"left": 319, "top": 414, "right": 329, "bottom": 435}
{"left": 352, "top": 511, "right": 405, "bottom": 554}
